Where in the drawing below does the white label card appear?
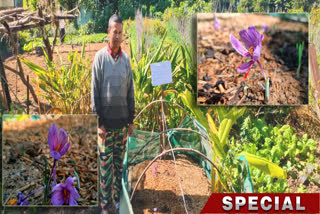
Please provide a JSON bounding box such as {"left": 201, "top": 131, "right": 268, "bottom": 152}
{"left": 151, "top": 61, "right": 172, "bottom": 86}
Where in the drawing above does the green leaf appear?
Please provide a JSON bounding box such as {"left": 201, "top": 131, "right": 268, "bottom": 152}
{"left": 237, "top": 152, "right": 287, "bottom": 180}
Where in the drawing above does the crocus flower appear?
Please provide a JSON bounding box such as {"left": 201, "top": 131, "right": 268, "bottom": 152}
{"left": 48, "top": 123, "right": 70, "bottom": 160}
{"left": 51, "top": 177, "right": 79, "bottom": 205}
{"left": 230, "top": 25, "right": 265, "bottom": 79}
{"left": 8, "top": 192, "right": 29, "bottom": 205}
{"left": 152, "top": 163, "right": 157, "bottom": 174}
{"left": 214, "top": 16, "right": 220, "bottom": 30}
{"left": 18, "top": 192, "right": 29, "bottom": 205}
{"left": 261, "top": 24, "right": 270, "bottom": 32}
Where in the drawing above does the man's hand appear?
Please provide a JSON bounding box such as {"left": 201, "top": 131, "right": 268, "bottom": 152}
{"left": 98, "top": 125, "right": 107, "bottom": 141}
{"left": 128, "top": 124, "right": 134, "bottom": 137}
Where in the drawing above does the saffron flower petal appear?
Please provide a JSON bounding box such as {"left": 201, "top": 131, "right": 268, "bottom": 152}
{"left": 52, "top": 190, "right": 65, "bottom": 205}
{"left": 230, "top": 25, "right": 265, "bottom": 79}
{"left": 48, "top": 123, "right": 70, "bottom": 160}
{"left": 214, "top": 17, "right": 220, "bottom": 30}
{"left": 239, "top": 29, "right": 253, "bottom": 49}
{"left": 230, "top": 34, "right": 250, "bottom": 58}
{"left": 261, "top": 24, "right": 270, "bottom": 32}
{"left": 252, "top": 42, "right": 262, "bottom": 61}
{"left": 50, "top": 151, "right": 62, "bottom": 160}
{"left": 48, "top": 123, "right": 58, "bottom": 151}
{"left": 237, "top": 61, "right": 254, "bottom": 73}
{"left": 59, "top": 142, "right": 70, "bottom": 157}
{"left": 51, "top": 177, "right": 79, "bottom": 206}
{"left": 247, "top": 25, "right": 261, "bottom": 47}
{"left": 18, "top": 192, "right": 29, "bottom": 205}
{"left": 65, "top": 177, "right": 75, "bottom": 186}
{"left": 58, "top": 128, "right": 68, "bottom": 148}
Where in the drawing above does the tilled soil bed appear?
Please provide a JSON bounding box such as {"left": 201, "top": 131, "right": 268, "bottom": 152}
{"left": 2, "top": 115, "right": 98, "bottom": 206}
{"left": 197, "top": 13, "right": 308, "bottom": 105}
{"left": 130, "top": 156, "right": 211, "bottom": 214}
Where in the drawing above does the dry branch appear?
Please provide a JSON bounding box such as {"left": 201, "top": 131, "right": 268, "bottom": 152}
{"left": 0, "top": 8, "right": 77, "bottom": 33}
{"left": 54, "top": 14, "right": 78, "bottom": 19}
{"left": 0, "top": 7, "right": 30, "bottom": 16}
{"left": 0, "top": 20, "right": 50, "bottom": 33}
{"left": 8, "top": 16, "right": 32, "bottom": 26}
{"left": 0, "top": 15, "right": 15, "bottom": 23}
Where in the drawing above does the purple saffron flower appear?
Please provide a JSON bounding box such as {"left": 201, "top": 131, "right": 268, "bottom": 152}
{"left": 261, "top": 24, "right": 270, "bottom": 32}
{"left": 51, "top": 177, "right": 79, "bottom": 205}
{"left": 48, "top": 123, "right": 70, "bottom": 160}
{"left": 8, "top": 192, "right": 29, "bottom": 205}
{"left": 152, "top": 163, "right": 157, "bottom": 174}
{"left": 18, "top": 192, "right": 29, "bottom": 205}
{"left": 214, "top": 16, "right": 220, "bottom": 30}
{"left": 230, "top": 25, "right": 266, "bottom": 79}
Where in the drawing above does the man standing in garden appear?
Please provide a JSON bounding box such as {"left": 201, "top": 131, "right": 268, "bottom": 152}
{"left": 91, "top": 14, "right": 135, "bottom": 214}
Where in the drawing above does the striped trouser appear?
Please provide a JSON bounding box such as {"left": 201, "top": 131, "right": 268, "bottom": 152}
{"left": 98, "top": 127, "right": 127, "bottom": 211}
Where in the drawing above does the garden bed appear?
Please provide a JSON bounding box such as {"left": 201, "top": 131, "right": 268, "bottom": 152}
{"left": 197, "top": 13, "right": 308, "bottom": 105}
{"left": 129, "top": 155, "right": 211, "bottom": 214}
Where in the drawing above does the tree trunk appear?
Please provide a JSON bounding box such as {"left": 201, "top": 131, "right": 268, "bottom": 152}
{"left": 38, "top": 6, "right": 53, "bottom": 61}
{"left": 0, "top": 56, "right": 11, "bottom": 111}
{"left": 1, "top": 20, "right": 41, "bottom": 110}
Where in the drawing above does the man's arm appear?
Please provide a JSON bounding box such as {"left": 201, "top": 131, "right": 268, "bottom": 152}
{"left": 91, "top": 53, "right": 104, "bottom": 127}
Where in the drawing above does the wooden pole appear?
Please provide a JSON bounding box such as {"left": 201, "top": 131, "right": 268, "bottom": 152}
{"left": 309, "top": 45, "right": 320, "bottom": 119}
{"left": 160, "top": 85, "right": 166, "bottom": 151}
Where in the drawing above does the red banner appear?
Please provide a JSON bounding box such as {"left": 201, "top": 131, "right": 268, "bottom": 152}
{"left": 201, "top": 193, "right": 320, "bottom": 213}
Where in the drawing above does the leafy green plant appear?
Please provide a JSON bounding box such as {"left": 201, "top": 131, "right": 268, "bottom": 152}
{"left": 238, "top": 116, "right": 317, "bottom": 192}
{"left": 180, "top": 90, "right": 287, "bottom": 193}
{"left": 64, "top": 33, "right": 108, "bottom": 44}
{"left": 79, "top": 19, "right": 95, "bottom": 35}
{"left": 20, "top": 40, "right": 91, "bottom": 114}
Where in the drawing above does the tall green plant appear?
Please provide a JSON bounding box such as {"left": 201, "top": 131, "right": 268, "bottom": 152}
{"left": 20, "top": 40, "right": 91, "bottom": 114}
{"left": 180, "top": 90, "right": 287, "bottom": 193}
{"left": 130, "top": 31, "right": 196, "bottom": 131}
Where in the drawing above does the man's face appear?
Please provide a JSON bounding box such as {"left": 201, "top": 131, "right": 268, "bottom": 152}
{"left": 108, "top": 22, "right": 123, "bottom": 48}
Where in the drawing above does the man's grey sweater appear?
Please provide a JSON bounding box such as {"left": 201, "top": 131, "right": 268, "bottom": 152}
{"left": 91, "top": 46, "right": 135, "bottom": 129}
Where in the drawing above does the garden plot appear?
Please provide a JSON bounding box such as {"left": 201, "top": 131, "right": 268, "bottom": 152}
{"left": 197, "top": 13, "right": 308, "bottom": 105}
{"left": 130, "top": 156, "right": 211, "bottom": 214}
{"left": 2, "top": 115, "right": 98, "bottom": 206}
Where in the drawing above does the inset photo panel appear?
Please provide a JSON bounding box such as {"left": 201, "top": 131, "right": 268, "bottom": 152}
{"left": 197, "top": 13, "right": 308, "bottom": 105}
{"left": 2, "top": 114, "right": 98, "bottom": 207}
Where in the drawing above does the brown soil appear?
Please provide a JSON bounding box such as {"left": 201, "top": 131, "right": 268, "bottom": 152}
{"left": 130, "top": 156, "right": 211, "bottom": 214}
{"left": 2, "top": 115, "right": 98, "bottom": 206}
{"left": 2, "top": 42, "right": 130, "bottom": 113}
{"left": 197, "top": 13, "right": 308, "bottom": 105}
